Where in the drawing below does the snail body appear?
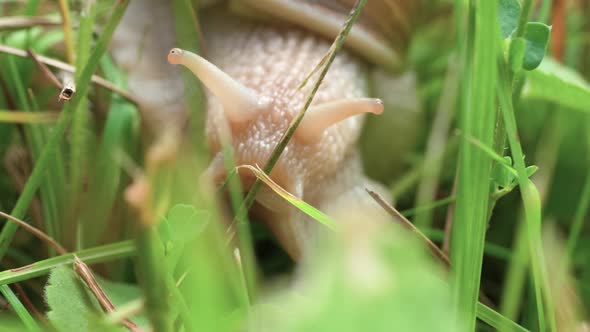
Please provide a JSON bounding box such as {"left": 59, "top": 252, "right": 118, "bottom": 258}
{"left": 112, "top": 0, "right": 419, "bottom": 260}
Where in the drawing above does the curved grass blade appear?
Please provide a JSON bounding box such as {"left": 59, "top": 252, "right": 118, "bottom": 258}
{"left": 237, "top": 165, "right": 337, "bottom": 230}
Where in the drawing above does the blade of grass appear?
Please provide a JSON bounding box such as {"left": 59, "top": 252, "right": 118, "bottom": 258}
{"left": 391, "top": 135, "right": 459, "bottom": 199}
{"left": 0, "top": 240, "right": 135, "bottom": 285}
{"left": 0, "top": 111, "right": 56, "bottom": 123}
{"left": 126, "top": 178, "right": 174, "bottom": 332}
{"left": 424, "top": 228, "right": 513, "bottom": 261}
{"left": 450, "top": 1, "right": 498, "bottom": 330}
{"left": 567, "top": 169, "right": 590, "bottom": 256}
{"left": 67, "top": 0, "right": 98, "bottom": 249}
{"left": 3, "top": 51, "right": 64, "bottom": 255}
{"left": 56, "top": 0, "right": 74, "bottom": 64}
{"left": 0, "top": 285, "right": 41, "bottom": 332}
{"left": 499, "top": 108, "right": 565, "bottom": 321}
{"left": 477, "top": 303, "right": 530, "bottom": 332}
{"left": 497, "top": 1, "right": 564, "bottom": 326}
{"left": 237, "top": 165, "right": 337, "bottom": 230}
{"left": 170, "top": 0, "right": 249, "bottom": 308}
{"left": 413, "top": 58, "right": 458, "bottom": 229}
{"left": 27, "top": 90, "right": 67, "bottom": 255}
{"left": 78, "top": 55, "right": 139, "bottom": 249}
{"left": 171, "top": 0, "right": 207, "bottom": 154}
{"left": 0, "top": 0, "right": 130, "bottom": 261}
{"left": 497, "top": 36, "right": 557, "bottom": 332}
{"left": 401, "top": 196, "right": 456, "bottom": 218}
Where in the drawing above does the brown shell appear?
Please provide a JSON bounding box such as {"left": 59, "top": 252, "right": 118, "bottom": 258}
{"left": 226, "top": 0, "right": 422, "bottom": 71}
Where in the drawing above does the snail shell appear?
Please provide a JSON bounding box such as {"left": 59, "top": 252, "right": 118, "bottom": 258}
{"left": 111, "top": 0, "right": 420, "bottom": 260}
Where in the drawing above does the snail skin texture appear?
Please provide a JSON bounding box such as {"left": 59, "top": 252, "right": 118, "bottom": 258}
{"left": 111, "top": 0, "right": 394, "bottom": 260}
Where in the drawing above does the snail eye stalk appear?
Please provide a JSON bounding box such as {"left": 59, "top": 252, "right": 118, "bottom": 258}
{"left": 296, "top": 98, "right": 384, "bottom": 143}
{"left": 167, "top": 48, "right": 265, "bottom": 124}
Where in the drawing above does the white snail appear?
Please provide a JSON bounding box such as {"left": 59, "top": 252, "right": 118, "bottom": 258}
{"left": 111, "top": 0, "right": 421, "bottom": 260}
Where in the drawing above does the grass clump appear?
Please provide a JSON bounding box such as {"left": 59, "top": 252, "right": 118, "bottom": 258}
{"left": 0, "top": 0, "right": 589, "bottom": 331}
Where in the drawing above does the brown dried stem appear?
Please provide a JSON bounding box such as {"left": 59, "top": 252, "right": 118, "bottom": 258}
{"left": 0, "top": 45, "right": 140, "bottom": 105}
{"left": 366, "top": 189, "right": 494, "bottom": 306}
{"left": 26, "top": 49, "right": 63, "bottom": 89}
{"left": 0, "top": 16, "right": 60, "bottom": 30}
{"left": 365, "top": 189, "right": 451, "bottom": 267}
{"left": 0, "top": 211, "right": 143, "bottom": 332}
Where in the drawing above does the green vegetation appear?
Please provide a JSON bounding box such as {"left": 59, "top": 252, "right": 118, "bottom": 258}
{"left": 0, "top": 0, "right": 589, "bottom": 331}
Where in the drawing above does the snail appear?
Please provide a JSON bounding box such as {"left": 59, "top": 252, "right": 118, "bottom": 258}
{"left": 111, "top": 0, "right": 421, "bottom": 260}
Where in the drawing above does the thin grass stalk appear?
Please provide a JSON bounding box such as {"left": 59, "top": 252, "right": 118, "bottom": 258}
{"left": 0, "top": 111, "right": 57, "bottom": 123}
{"left": 164, "top": 274, "right": 195, "bottom": 332}
{"left": 497, "top": 54, "right": 557, "bottom": 332}
{"left": 0, "top": 0, "right": 130, "bottom": 261}
{"left": 23, "top": 0, "right": 40, "bottom": 16}
{"left": 413, "top": 58, "right": 458, "bottom": 228}
{"left": 564, "top": 11, "right": 590, "bottom": 257}
{"left": 567, "top": 169, "right": 590, "bottom": 255}
{"left": 4, "top": 54, "right": 63, "bottom": 255}
{"left": 476, "top": 303, "right": 529, "bottom": 332}
{"left": 401, "top": 196, "right": 456, "bottom": 218}
{"left": 493, "top": 0, "right": 557, "bottom": 328}
{"left": 0, "top": 241, "right": 135, "bottom": 285}
{"left": 450, "top": 0, "right": 498, "bottom": 330}
{"left": 171, "top": 0, "right": 207, "bottom": 154}
{"left": 56, "top": 0, "right": 74, "bottom": 64}
{"left": 230, "top": 0, "right": 368, "bottom": 294}
{"left": 78, "top": 55, "right": 139, "bottom": 249}
{"left": 29, "top": 91, "right": 68, "bottom": 255}
{"left": 135, "top": 219, "right": 173, "bottom": 332}
{"left": 500, "top": 220, "right": 529, "bottom": 320}
{"left": 538, "top": 0, "right": 554, "bottom": 23}
{"left": 499, "top": 109, "right": 565, "bottom": 321}
{"left": 222, "top": 147, "right": 253, "bottom": 301}
{"left": 68, "top": 0, "right": 97, "bottom": 249}
{"left": 0, "top": 285, "right": 41, "bottom": 332}
{"left": 390, "top": 136, "right": 459, "bottom": 199}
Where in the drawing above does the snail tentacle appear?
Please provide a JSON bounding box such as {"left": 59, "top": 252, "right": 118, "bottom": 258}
{"left": 167, "top": 48, "right": 264, "bottom": 124}
{"left": 296, "top": 98, "right": 384, "bottom": 143}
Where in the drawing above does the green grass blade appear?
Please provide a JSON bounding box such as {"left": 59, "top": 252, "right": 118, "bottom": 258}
{"left": 499, "top": 218, "right": 530, "bottom": 320}
{"left": 0, "top": 285, "right": 41, "bottom": 332}
{"left": 0, "top": 241, "right": 135, "bottom": 285}
{"left": 56, "top": 0, "right": 74, "bottom": 64}
{"left": 238, "top": 165, "right": 337, "bottom": 230}
{"left": 171, "top": 0, "right": 206, "bottom": 153}
{"left": 567, "top": 168, "right": 590, "bottom": 255}
{"left": 450, "top": 1, "right": 499, "bottom": 329}
{"left": 2, "top": 55, "right": 63, "bottom": 251}
{"left": 497, "top": 41, "right": 557, "bottom": 332}
{"left": 67, "top": 0, "right": 98, "bottom": 248}
{"left": 477, "top": 303, "right": 530, "bottom": 332}
{"left": 0, "top": 0, "right": 129, "bottom": 261}
{"left": 0, "top": 111, "right": 57, "bottom": 123}
{"left": 135, "top": 226, "right": 173, "bottom": 332}
{"left": 413, "top": 60, "right": 458, "bottom": 229}
{"left": 77, "top": 55, "right": 139, "bottom": 248}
